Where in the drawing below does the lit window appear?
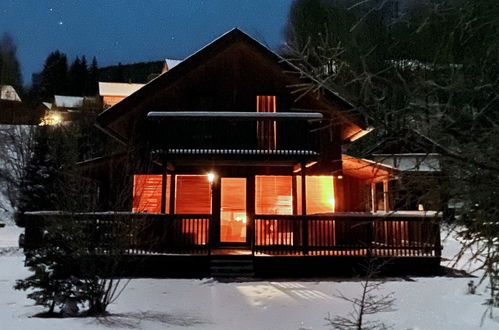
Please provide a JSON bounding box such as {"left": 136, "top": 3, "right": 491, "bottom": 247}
{"left": 255, "top": 176, "right": 293, "bottom": 215}
{"left": 256, "top": 95, "right": 276, "bottom": 149}
{"left": 220, "top": 178, "right": 247, "bottom": 243}
{"left": 297, "top": 176, "right": 335, "bottom": 214}
{"left": 132, "top": 175, "right": 169, "bottom": 213}
{"left": 175, "top": 175, "right": 212, "bottom": 214}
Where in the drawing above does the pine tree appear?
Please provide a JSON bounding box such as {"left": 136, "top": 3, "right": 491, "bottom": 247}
{"left": 17, "top": 126, "right": 60, "bottom": 213}
{"left": 0, "top": 33, "right": 23, "bottom": 90}
{"left": 39, "top": 51, "right": 68, "bottom": 99}
{"left": 68, "top": 56, "right": 89, "bottom": 96}
{"left": 87, "top": 57, "right": 98, "bottom": 95}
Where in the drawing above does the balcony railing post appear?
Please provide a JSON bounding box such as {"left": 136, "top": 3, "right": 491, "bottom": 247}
{"left": 367, "top": 217, "right": 374, "bottom": 257}
{"left": 434, "top": 219, "right": 442, "bottom": 258}
{"left": 302, "top": 216, "right": 309, "bottom": 255}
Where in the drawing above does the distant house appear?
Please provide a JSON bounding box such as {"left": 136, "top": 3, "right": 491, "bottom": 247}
{"left": 41, "top": 95, "right": 98, "bottom": 125}
{"left": 20, "top": 29, "right": 441, "bottom": 277}
{"left": 367, "top": 129, "right": 443, "bottom": 211}
{"left": 0, "top": 85, "right": 21, "bottom": 102}
{"left": 98, "top": 82, "right": 145, "bottom": 109}
{"left": 162, "top": 58, "right": 182, "bottom": 73}
{"left": 0, "top": 85, "right": 41, "bottom": 125}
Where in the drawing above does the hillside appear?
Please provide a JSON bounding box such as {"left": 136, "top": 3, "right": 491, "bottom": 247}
{"left": 97, "top": 60, "right": 164, "bottom": 84}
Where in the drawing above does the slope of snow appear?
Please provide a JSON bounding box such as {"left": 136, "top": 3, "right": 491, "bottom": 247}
{"left": 0, "top": 226, "right": 497, "bottom": 330}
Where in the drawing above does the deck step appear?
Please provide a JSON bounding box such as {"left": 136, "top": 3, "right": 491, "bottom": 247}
{"left": 209, "top": 256, "right": 254, "bottom": 278}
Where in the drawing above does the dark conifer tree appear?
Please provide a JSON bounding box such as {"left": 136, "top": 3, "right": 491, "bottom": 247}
{"left": 0, "top": 33, "right": 23, "bottom": 90}
{"left": 87, "top": 57, "right": 99, "bottom": 95}
{"left": 39, "top": 51, "right": 69, "bottom": 99}
{"left": 17, "top": 126, "right": 60, "bottom": 213}
{"left": 68, "top": 56, "right": 88, "bottom": 96}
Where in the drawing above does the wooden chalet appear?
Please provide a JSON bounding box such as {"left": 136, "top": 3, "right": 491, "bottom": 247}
{"left": 20, "top": 29, "right": 441, "bottom": 277}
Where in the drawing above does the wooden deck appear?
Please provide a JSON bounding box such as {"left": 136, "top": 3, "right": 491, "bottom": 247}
{"left": 17, "top": 211, "right": 442, "bottom": 277}
{"left": 18, "top": 211, "right": 441, "bottom": 258}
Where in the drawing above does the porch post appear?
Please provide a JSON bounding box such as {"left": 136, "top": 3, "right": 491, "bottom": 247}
{"left": 371, "top": 182, "right": 376, "bottom": 213}
{"left": 300, "top": 163, "right": 307, "bottom": 215}
{"left": 169, "top": 173, "right": 176, "bottom": 214}
{"left": 211, "top": 175, "right": 221, "bottom": 248}
{"left": 292, "top": 175, "right": 297, "bottom": 215}
{"left": 300, "top": 162, "right": 308, "bottom": 255}
{"left": 160, "top": 165, "right": 168, "bottom": 214}
{"left": 383, "top": 180, "right": 390, "bottom": 211}
{"left": 246, "top": 175, "right": 255, "bottom": 251}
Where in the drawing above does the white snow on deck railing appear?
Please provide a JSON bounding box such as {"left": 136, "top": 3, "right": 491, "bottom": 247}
{"left": 153, "top": 149, "right": 318, "bottom": 156}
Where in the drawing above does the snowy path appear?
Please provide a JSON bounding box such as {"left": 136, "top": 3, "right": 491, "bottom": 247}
{"left": 0, "top": 226, "right": 498, "bottom": 330}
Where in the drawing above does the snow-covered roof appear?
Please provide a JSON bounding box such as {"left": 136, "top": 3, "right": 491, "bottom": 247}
{"left": 52, "top": 95, "right": 98, "bottom": 109}
{"left": 0, "top": 85, "right": 21, "bottom": 102}
{"left": 163, "top": 58, "right": 182, "bottom": 72}
{"left": 154, "top": 149, "right": 318, "bottom": 156}
{"left": 98, "top": 82, "right": 145, "bottom": 97}
{"left": 53, "top": 95, "right": 84, "bottom": 108}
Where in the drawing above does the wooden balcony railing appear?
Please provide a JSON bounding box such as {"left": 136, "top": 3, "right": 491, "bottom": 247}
{"left": 254, "top": 213, "right": 441, "bottom": 257}
{"left": 20, "top": 212, "right": 211, "bottom": 255}
{"left": 19, "top": 212, "right": 441, "bottom": 258}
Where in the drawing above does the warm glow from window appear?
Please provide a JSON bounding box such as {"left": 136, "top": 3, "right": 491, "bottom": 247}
{"left": 255, "top": 176, "right": 293, "bottom": 215}
{"left": 220, "top": 178, "right": 247, "bottom": 243}
{"left": 297, "top": 176, "right": 335, "bottom": 214}
{"left": 132, "top": 174, "right": 167, "bottom": 213}
{"left": 175, "top": 175, "right": 212, "bottom": 214}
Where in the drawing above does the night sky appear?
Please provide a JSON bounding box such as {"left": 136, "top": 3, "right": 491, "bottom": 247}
{"left": 0, "top": 0, "right": 294, "bottom": 86}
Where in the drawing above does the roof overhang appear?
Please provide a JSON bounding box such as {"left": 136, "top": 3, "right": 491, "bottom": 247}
{"left": 147, "top": 111, "right": 323, "bottom": 120}
{"left": 341, "top": 154, "right": 397, "bottom": 182}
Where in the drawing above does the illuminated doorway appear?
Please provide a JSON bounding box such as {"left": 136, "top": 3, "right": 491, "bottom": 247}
{"left": 220, "top": 177, "right": 247, "bottom": 243}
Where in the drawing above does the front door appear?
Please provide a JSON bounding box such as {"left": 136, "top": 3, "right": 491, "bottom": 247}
{"left": 220, "top": 177, "right": 247, "bottom": 244}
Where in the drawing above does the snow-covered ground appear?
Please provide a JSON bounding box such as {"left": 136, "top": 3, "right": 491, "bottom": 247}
{"left": 1, "top": 225, "right": 498, "bottom": 330}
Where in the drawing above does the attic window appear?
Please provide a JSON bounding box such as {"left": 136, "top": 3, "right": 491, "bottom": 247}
{"left": 256, "top": 95, "right": 276, "bottom": 149}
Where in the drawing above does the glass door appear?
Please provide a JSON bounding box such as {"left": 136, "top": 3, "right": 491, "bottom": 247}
{"left": 220, "top": 177, "right": 247, "bottom": 243}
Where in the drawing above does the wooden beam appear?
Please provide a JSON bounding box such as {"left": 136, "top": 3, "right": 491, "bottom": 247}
{"left": 169, "top": 173, "right": 176, "bottom": 214}
{"left": 211, "top": 176, "right": 221, "bottom": 245}
{"left": 301, "top": 163, "right": 307, "bottom": 215}
{"left": 147, "top": 111, "right": 323, "bottom": 120}
{"left": 246, "top": 175, "right": 255, "bottom": 248}
{"left": 160, "top": 166, "right": 167, "bottom": 214}
{"left": 300, "top": 162, "right": 308, "bottom": 255}
{"left": 292, "top": 175, "right": 297, "bottom": 215}
{"left": 383, "top": 180, "right": 390, "bottom": 211}
{"left": 371, "top": 182, "right": 376, "bottom": 213}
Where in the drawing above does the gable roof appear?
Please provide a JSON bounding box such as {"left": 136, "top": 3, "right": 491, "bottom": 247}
{"left": 96, "top": 28, "right": 367, "bottom": 143}
{"left": 98, "top": 82, "right": 145, "bottom": 97}
{"left": 365, "top": 129, "right": 443, "bottom": 155}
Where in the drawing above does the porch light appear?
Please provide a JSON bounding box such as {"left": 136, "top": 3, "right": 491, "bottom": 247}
{"left": 40, "top": 112, "right": 63, "bottom": 126}
{"left": 207, "top": 173, "right": 215, "bottom": 183}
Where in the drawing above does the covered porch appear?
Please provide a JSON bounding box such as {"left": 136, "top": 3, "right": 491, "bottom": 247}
{"left": 20, "top": 211, "right": 441, "bottom": 258}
